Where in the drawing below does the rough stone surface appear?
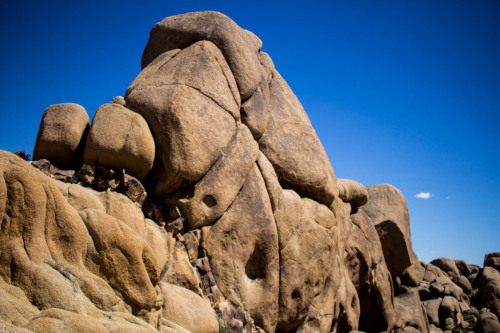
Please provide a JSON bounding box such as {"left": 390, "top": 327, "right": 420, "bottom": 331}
{"left": 484, "top": 252, "right": 500, "bottom": 271}
{"left": 83, "top": 102, "right": 155, "bottom": 180}
{"left": 160, "top": 282, "right": 218, "bottom": 333}
{"left": 0, "top": 151, "right": 163, "bottom": 331}
{"left": 33, "top": 103, "right": 89, "bottom": 169}
{"left": 430, "top": 258, "right": 461, "bottom": 279}
{"left": 394, "top": 289, "right": 429, "bottom": 333}
{"left": 345, "top": 209, "right": 396, "bottom": 332}
{"left": 362, "top": 184, "right": 421, "bottom": 281}
{"left": 141, "top": 11, "right": 261, "bottom": 100}
{"left": 202, "top": 165, "right": 279, "bottom": 332}
{"left": 259, "top": 70, "right": 337, "bottom": 206}
{"left": 477, "top": 312, "right": 500, "bottom": 333}
{"left": 478, "top": 266, "right": 500, "bottom": 318}
{"left": 337, "top": 178, "right": 369, "bottom": 208}
{"left": 4, "top": 10, "right": 494, "bottom": 333}
{"left": 176, "top": 123, "right": 259, "bottom": 229}
{"left": 126, "top": 41, "right": 237, "bottom": 195}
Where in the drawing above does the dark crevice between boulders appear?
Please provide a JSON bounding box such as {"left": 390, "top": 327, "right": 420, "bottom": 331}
{"left": 31, "top": 159, "right": 147, "bottom": 206}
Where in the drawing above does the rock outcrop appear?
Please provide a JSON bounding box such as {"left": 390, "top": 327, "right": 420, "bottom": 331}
{"left": 1, "top": 10, "right": 498, "bottom": 333}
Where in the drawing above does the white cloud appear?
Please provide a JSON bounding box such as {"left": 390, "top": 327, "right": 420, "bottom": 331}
{"left": 415, "top": 192, "right": 432, "bottom": 199}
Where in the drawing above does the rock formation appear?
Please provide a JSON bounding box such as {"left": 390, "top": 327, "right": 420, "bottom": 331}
{"left": 0, "top": 10, "right": 498, "bottom": 333}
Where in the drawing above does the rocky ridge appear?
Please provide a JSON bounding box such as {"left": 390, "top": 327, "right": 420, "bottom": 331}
{"left": 1, "top": 11, "right": 499, "bottom": 333}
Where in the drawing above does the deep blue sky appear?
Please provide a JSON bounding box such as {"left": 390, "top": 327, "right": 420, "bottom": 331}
{"left": 1, "top": 1, "right": 498, "bottom": 265}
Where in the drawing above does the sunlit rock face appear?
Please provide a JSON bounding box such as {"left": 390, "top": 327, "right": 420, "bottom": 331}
{"left": 1, "top": 10, "right": 496, "bottom": 333}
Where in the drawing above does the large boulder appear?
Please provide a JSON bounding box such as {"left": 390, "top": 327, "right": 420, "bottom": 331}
{"left": 394, "top": 289, "right": 429, "bottom": 333}
{"left": 33, "top": 103, "right": 89, "bottom": 169}
{"left": 361, "top": 184, "right": 422, "bottom": 284}
{"left": 176, "top": 123, "right": 259, "bottom": 229}
{"left": 202, "top": 165, "right": 279, "bottom": 332}
{"left": 430, "top": 258, "right": 461, "bottom": 279}
{"left": 126, "top": 41, "right": 238, "bottom": 195}
{"left": 344, "top": 209, "right": 396, "bottom": 332}
{"left": 477, "top": 312, "right": 500, "bottom": 333}
{"left": 141, "top": 11, "right": 262, "bottom": 100}
{"left": 83, "top": 102, "right": 155, "bottom": 180}
{"left": 478, "top": 266, "right": 500, "bottom": 318}
{"left": 258, "top": 70, "right": 337, "bottom": 206}
{"left": 0, "top": 151, "right": 164, "bottom": 330}
{"left": 484, "top": 252, "right": 500, "bottom": 271}
{"left": 160, "top": 282, "right": 219, "bottom": 333}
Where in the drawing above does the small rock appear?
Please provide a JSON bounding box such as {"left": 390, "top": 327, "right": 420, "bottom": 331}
{"left": 124, "top": 174, "right": 147, "bottom": 205}
{"left": 166, "top": 218, "right": 184, "bottom": 236}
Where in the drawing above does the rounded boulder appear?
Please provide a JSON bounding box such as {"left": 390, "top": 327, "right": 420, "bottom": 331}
{"left": 83, "top": 103, "right": 155, "bottom": 180}
{"left": 33, "top": 103, "right": 89, "bottom": 169}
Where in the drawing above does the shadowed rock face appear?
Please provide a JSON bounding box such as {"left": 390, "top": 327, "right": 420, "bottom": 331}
{"left": 2, "top": 10, "right": 497, "bottom": 333}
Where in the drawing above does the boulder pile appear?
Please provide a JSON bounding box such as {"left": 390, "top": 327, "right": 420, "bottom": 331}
{"left": 0, "top": 11, "right": 498, "bottom": 333}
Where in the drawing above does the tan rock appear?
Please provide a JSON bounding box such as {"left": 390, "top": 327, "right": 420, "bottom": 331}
{"left": 423, "top": 263, "right": 447, "bottom": 282}
{"left": 144, "top": 219, "right": 171, "bottom": 272}
{"left": 423, "top": 298, "right": 442, "bottom": 326}
{"left": 361, "top": 184, "right": 420, "bottom": 281}
{"left": 484, "top": 252, "right": 500, "bottom": 271}
{"left": 430, "top": 258, "right": 461, "bottom": 278}
{"left": 27, "top": 308, "right": 160, "bottom": 333}
{"left": 160, "top": 282, "right": 219, "bottom": 333}
{"left": 83, "top": 102, "right": 155, "bottom": 180}
{"left": 454, "top": 259, "right": 471, "bottom": 276}
{"left": 160, "top": 241, "right": 203, "bottom": 296}
{"left": 345, "top": 209, "right": 396, "bottom": 332}
{"left": 337, "top": 179, "right": 368, "bottom": 208}
{"left": 241, "top": 79, "right": 271, "bottom": 139}
{"left": 126, "top": 41, "right": 237, "bottom": 195}
{"left": 141, "top": 11, "right": 261, "bottom": 100}
{"left": 296, "top": 268, "right": 336, "bottom": 333}
{"left": 439, "top": 296, "right": 463, "bottom": 330}
{"left": 0, "top": 151, "right": 167, "bottom": 329}
{"left": 478, "top": 266, "right": 500, "bottom": 318}
{"left": 0, "top": 277, "right": 38, "bottom": 328}
{"left": 0, "top": 152, "right": 105, "bottom": 316}
{"left": 429, "top": 276, "right": 465, "bottom": 300}
{"left": 333, "top": 269, "right": 361, "bottom": 332}
{"left": 176, "top": 123, "right": 259, "bottom": 229}
{"left": 79, "top": 208, "right": 161, "bottom": 314}
{"left": 274, "top": 189, "right": 337, "bottom": 331}
{"left": 259, "top": 70, "right": 337, "bottom": 205}
{"left": 33, "top": 103, "right": 89, "bottom": 169}
{"left": 394, "top": 290, "right": 429, "bottom": 333}
{"left": 477, "top": 312, "right": 500, "bottom": 333}
{"left": 202, "top": 165, "right": 279, "bottom": 332}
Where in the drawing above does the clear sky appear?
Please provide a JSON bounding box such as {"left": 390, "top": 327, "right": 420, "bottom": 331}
{"left": 0, "top": 1, "right": 498, "bottom": 265}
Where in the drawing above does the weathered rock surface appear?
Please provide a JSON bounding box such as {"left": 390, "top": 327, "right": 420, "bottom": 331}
{"left": 259, "top": 70, "right": 337, "bottom": 206}
{"left": 202, "top": 165, "right": 279, "bottom": 332}
{"left": 83, "top": 102, "right": 155, "bottom": 180}
{"left": 394, "top": 289, "right": 429, "bottom": 333}
{"left": 160, "top": 282, "right": 218, "bottom": 333}
{"left": 141, "top": 11, "right": 262, "bottom": 100}
{"left": 344, "top": 209, "right": 396, "bottom": 332}
{"left": 126, "top": 41, "right": 237, "bottom": 195}
{"left": 362, "top": 184, "right": 423, "bottom": 286}
{"left": 33, "top": 103, "right": 89, "bottom": 169}
{"left": 4, "top": 10, "right": 498, "bottom": 333}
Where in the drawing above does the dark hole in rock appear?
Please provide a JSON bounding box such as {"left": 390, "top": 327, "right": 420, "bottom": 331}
{"left": 245, "top": 245, "right": 266, "bottom": 280}
{"left": 203, "top": 194, "right": 217, "bottom": 208}
{"left": 292, "top": 289, "right": 301, "bottom": 299}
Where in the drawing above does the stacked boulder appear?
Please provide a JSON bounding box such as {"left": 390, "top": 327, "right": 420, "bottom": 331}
{"left": 0, "top": 11, "right": 498, "bottom": 333}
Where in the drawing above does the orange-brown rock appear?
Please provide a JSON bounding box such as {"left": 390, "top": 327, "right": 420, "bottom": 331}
{"left": 126, "top": 41, "right": 238, "bottom": 195}
{"left": 33, "top": 103, "right": 89, "bottom": 169}
{"left": 83, "top": 102, "right": 155, "bottom": 180}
